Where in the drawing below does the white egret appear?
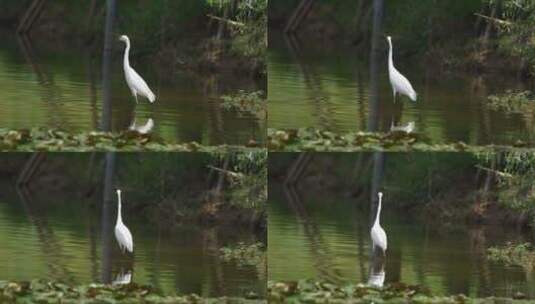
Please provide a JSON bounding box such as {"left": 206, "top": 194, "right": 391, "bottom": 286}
{"left": 370, "top": 192, "right": 387, "bottom": 254}
{"left": 119, "top": 35, "right": 156, "bottom": 104}
{"left": 387, "top": 36, "right": 417, "bottom": 102}
{"left": 115, "top": 189, "right": 133, "bottom": 253}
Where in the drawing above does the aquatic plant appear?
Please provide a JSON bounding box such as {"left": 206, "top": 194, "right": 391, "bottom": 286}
{"left": 487, "top": 90, "right": 535, "bottom": 113}
{"left": 0, "top": 279, "right": 264, "bottom": 303}
{"left": 0, "top": 128, "right": 262, "bottom": 152}
{"left": 268, "top": 128, "right": 530, "bottom": 152}
{"left": 220, "top": 242, "right": 266, "bottom": 267}
{"left": 488, "top": 242, "right": 535, "bottom": 270}
{"left": 268, "top": 280, "right": 532, "bottom": 303}
{"left": 221, "top": 90, "right": 267, "bottom": 119}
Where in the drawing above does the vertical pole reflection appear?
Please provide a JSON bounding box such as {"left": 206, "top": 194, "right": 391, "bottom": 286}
{"left": 101, "top": 152, "right": 116, "bottom": 283}
{"left": 367, "top": 0, "right": 384, "bottom": 132}
{"left": 101, "top": 0, "right": 116, "bottom": 132}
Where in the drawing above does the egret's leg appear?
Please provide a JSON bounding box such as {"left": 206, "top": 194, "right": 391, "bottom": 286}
{"left": 134, "top": 94, "right": 138, "bottom": 104}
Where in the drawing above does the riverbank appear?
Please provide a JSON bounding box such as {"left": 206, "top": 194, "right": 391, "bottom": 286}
{"left": 267, "top": 128, "right": 533, "bottom": 152}
{"left": 0, "top": 128, "right": 262, "bottom": 152}
{"left": 0, "top": 280, "right": 265, "bottom": 303}
{"left": 268, "top": 280, "right": 534, "bottom": 303}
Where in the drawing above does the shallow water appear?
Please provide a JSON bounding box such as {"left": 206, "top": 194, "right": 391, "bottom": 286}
{"left": 268, "top": 184, "right": 535, "bottom": 298}
{"left": 0, "top": 184, "right": 265, "bottom": 297}
{"left": 0, "top": 33, "right": 264, "bottom": 146}
{"left": 268, "top": 33, "right": 535, "bottom": 146}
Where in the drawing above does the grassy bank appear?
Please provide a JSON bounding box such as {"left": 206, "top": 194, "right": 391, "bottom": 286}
{"left": 267, "top": 128, "right": 531, "bottom": 152}
{"left": 0, "top": 280, "right": 265, "bottom": 303}
{"left": 0, "top": 128, "right": 262, "bottom": 152}
{"left": 268, "top": 280, "right": 533, "bottom": 303}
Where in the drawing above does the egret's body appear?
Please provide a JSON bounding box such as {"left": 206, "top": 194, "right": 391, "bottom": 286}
{"left": 115, "top": 189, "right": 133, "bottom": 253}
{"left": 387, "top": 36, "right": 417, "bottom": 102}
{"left": 120, "top": 35, "right": 155, "bottom": 104}
{"left": 370, "top": 192, "right": 387, "bottom": 254}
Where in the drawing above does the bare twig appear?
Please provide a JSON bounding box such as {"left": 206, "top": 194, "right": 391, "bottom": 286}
{"left": 475, "top": 165, "right": 514, "bottom": 178}
{"left": 207, "top": 14, "right": 245, "bottom": 27}
{"left": 474, "top": 13, "right": 512, "bottom": 27}
{"left": 208, "top": 165, "right": 244, "bottom": 179}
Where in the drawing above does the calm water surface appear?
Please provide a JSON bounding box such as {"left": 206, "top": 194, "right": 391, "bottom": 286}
{"left": 0, "top": 183, "right": 265, "bottom": 297}
{"left": 268, "top": 34, "right": 535, "bottom": 146}
{"left": 268, "top": 184, "right": 535, "bottom": 298}
{"left": 0, "top": 33, "right": 264, "bottom": 145}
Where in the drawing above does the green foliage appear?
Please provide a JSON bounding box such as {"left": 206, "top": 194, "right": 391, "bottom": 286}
{"left": 477, "top": 152, "right": 535, "bottom": 226}
{"left": 209, "top": 0, "right": 267, "bottom": 61}
{"left": 0, "top": 128, "right": 262, "bottom": 152}
{"left": 0, "top": 279, "right": 263, "bottom": 303}
{"left": 221, "top": 90, "right": 266, "bottom": 119}
{"left": 211, "top": 151, "right": 267, "bottom": 212}
{"left": 484, "top": 0, "right": 535, "bottom": 74}
{"left": 267, "top": 128, "right": 519, "bottom": 152}
{"left": 487, "top": 90, "right": 535, "bottom": 113}
{"left": 220, "top": 242, "right": 266, "bottom": 267}
{"left": 268, "top": 280, "right": 531, "bottom": 303}
{"left": 488, "top": 242, "right": 535, "bottom": 270}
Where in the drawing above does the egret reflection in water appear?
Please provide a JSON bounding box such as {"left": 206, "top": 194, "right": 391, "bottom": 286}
{"left": 390, "top": 121, "right": 415, "bottom": 133}
{"left": 129, "top": 118, "right": 155, "bottom": 134}
{"left": 113, "top": 270, "right": 133, "bottom": 285}
{"left": 367, "top": 257, "right": 385, "bottom": 288}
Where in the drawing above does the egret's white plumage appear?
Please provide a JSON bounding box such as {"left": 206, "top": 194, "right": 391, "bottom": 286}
{"left": 120, "top": 35, "right": 156, "bottom": 104}
{"left": 114, "top": 189, "right": 133, "bottom": 253}
{"left": 387, "top": 36, "right": 417, "bottom": 102}
{"left": 371, "top": 192, "right": 387, "bottom": 254}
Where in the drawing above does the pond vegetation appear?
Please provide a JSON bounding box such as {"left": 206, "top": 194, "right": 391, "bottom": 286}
{"left": 0, "top": 128, "right": 263, "bottom": 152}
{"left": 0, "top": 280, "right": 265, "bottom": 303}
{"left": 268, "top": 280, "right": 533, "bottom": 303}
{"left": 267, "top": 128, "right": 532, "bottom": 152}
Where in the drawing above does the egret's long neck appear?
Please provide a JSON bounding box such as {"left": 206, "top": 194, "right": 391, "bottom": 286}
{"left": 123, "top": 40, "right": 131, "bottom": 70}
{"left": 388, "top": 39, "right": 394, "bottom": 70}
{"left": 374, "top": 196, "right": 382, "bottom": 226}
{"left": 117, "top": 193, "right": 123, "bottom": 224}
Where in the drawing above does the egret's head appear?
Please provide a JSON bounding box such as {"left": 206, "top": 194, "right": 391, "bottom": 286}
{"left": 386, "top": 36, "right": 391, "bottom": 42}
{"left": 119, "top": 35, "right": 129, "bottom": 43}
{"left": 378, "top": 192, "right": 383, "bottom": 199}
{"left": 116, "top": 189, "right": 122, "bottom": 196}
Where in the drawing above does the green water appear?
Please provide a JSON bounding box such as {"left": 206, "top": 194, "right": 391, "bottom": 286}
{"left": 0, "top": 33, "right": 264, "bottom": 145}
{"left": 0, "top": 181, "right": 266, "bottom": 296}
{"left": 268, "top": 152, "right": 535, "bottom": 298}
{"left": 268, "top": 32, "right": 534, "bottom": 146}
